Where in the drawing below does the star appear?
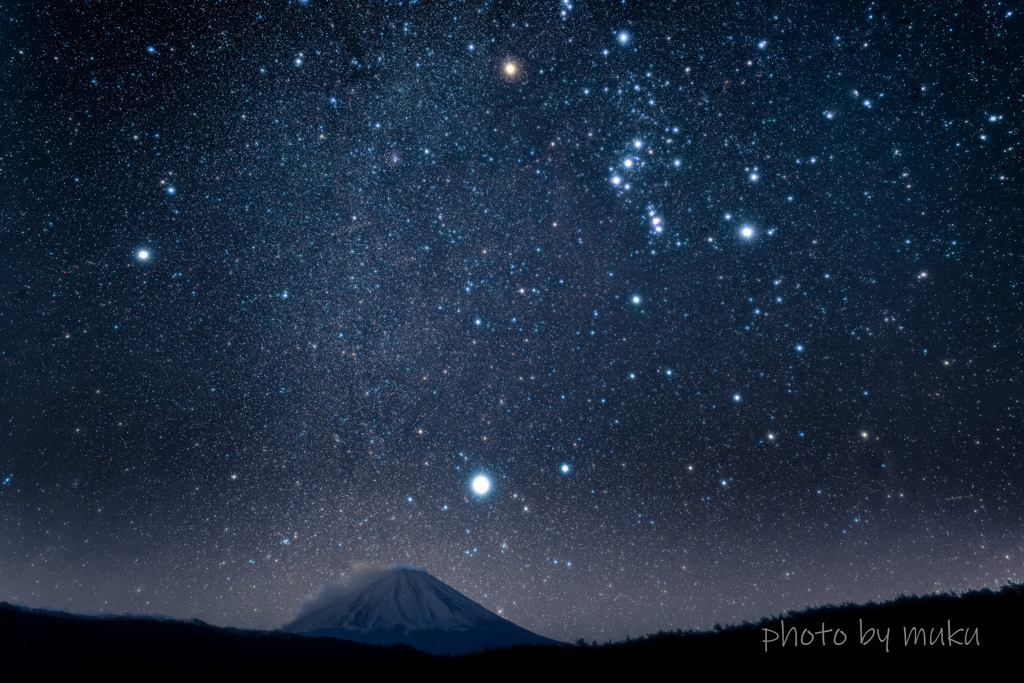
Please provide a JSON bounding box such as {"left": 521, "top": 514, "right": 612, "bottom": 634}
{"left": 502, "top": 60, "right": 520, "bottom": 79}
{"left": 8, "top": 0, "right": 1015, "bottom": 648}
{"left": 471, "top": 475, "right": 491, "bottom": 496}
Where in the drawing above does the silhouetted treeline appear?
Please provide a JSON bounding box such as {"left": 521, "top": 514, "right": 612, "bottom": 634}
{"left": 3, "top": 582, "right": 1019, "bottom": 677}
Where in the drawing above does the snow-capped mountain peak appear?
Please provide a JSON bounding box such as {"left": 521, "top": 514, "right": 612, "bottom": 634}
{"left": 282, "top": 565, "right": 560, "bottom": 655}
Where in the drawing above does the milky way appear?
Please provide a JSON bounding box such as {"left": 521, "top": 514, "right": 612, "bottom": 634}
{"left": 1, "top": 1, "right": 1021, "bottom": 642}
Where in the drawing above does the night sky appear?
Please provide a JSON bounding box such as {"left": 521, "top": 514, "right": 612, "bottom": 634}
{"left": 2, "top": 0, "right": 1022, "bottom": 644}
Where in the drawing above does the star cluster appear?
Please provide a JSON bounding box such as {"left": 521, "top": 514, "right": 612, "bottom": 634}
{"left": 1, "top": 1, "right": 1021, "bottom": 642}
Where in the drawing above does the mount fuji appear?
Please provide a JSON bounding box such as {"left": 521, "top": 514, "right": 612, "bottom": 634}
{"left": 282, "top": 565, "right": 562, "bottom": 655}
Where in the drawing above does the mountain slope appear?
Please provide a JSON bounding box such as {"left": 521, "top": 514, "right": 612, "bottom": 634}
{"left": 282, "top": 565, "right": 561, "bottom": 655}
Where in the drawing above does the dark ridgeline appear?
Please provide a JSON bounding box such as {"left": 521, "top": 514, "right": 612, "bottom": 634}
{"left": 2, "top": 583, "right": 1020, "bottom": 676}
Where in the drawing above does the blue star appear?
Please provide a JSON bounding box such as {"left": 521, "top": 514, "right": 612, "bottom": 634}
{"left": 471, "top": 475, "right": 491, "bottom": 496}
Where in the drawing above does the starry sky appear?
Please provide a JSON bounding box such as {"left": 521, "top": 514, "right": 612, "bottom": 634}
{"left": 1, "top": 0, "right": 1022, "bottom": 644}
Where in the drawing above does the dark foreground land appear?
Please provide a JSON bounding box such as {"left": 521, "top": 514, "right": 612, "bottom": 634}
{"left": 3, "top": 583, "right": 1020, "bottom": 677}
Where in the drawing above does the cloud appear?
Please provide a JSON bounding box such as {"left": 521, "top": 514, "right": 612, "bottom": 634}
{"left": 294, "top": 563, "right": 426, "bottom": 618}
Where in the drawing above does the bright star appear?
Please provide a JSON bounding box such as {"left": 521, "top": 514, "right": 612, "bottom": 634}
{"left": 631, "top": 295, "right": 641, "bottom": 304}
{"left": 504, "top": 61, "right": 516, "bottom": 76}
{"left": 137, "top": 250, "right": 149, "bottom": 261}
{"left": 472, "top": 475, "right": 491, "bottom": 496}
{"left": 740, "top": 226, "right": 755, "bottom": 239}
{"left": 618, "top": 32, "right": 629, "bottom": 44}
{"left": 560, "top": 464, "right": 570, "bottom": 474}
